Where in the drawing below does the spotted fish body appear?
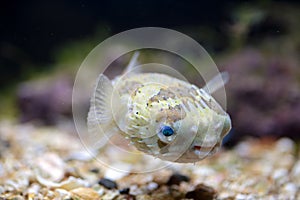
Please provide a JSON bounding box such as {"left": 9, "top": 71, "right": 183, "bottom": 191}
{"left": 88, "top": 55, "right": 231, "bottom": 163}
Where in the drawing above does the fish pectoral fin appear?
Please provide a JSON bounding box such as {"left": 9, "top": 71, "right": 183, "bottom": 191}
{"left": 88, "top": 74, "right": 114, "bottom": 125}
{"left": 202, "top": 71, "right": 229, "bottom": 94}
{"left": 87, "top": 74, "right": 123, "bottom": 149}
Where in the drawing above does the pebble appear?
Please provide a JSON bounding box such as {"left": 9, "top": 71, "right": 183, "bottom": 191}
{"left": 235, "top": 142, "right": 252, "bottom": 157}
{"left": 37, "top": 175, "right": 89, "bottom": 190}
{"left": 27, "top": 183, "right": 40, "bottom": 195}
{"left": 105, "top": 168, "right": 129, "bottom": 180}
{"left": 135, "top": 194, "right": 153, "bottom": 200}
{"left": 119, "top": 187, "right": 130, "bottom": 194}
{"left": 4, "top": 194, "right": 24, "bottom": 200}
{"left": 89, "top": 168, "right": 100, "bottom": 174}
{"left": 46, "top": 190, "right": 55, "bottom": 199}
{"left": 54, "top": 188, "right": 70, "bottom": 199}
{"left": 70, "top": 187, "right": 101, "bottom": 200}
{"left": 34, "top": 153, "right": 65, "bottom": 182}
{"left": 120, "top": 194, "right": 136, "bottom": 200}
{"left": 218, "top": 191, "right": 235, "bottom": 199}
{"left": 98, "top": 178, "right": 118, "bottom": 189}
{"left": 235, "top": 193, "right": 248, "bottom": 200}
{"left": 193, "top": 166, "right": 216, "bottom": 177}
{"left": 147, "top": 182, "right": 158, "bottom": 191}
{"left": 282, "top": 183, "right": 298, "bottom": 196}
{"left": 272, "top": 168, "right": 288, "bottom": 181}
{"left": 0, "top": 186, "right": 4, "bottom": 194}
{"left": 101, "top": 191, "right": 119, "bottom": 199}
{"left": 129, "top": 185, "right": 144, "bottom": 196}
{"left": 275, "top": 138, "right": 295, "bottom": 153}
{"left": 291, "top": 160, "right": 300, "bottom": 177}
{"left": 167, "top": 173, "right": 190, "bottom": 185}
{"left": 185, "top": 184, "right": 216, "bottom": 200}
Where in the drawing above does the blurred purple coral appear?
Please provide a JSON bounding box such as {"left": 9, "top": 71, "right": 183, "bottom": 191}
{"left": 221, "top": 49, "right": 300, "bottom": 140}
{"left": 17, "top": 76, "right": 73, "bottom": 125}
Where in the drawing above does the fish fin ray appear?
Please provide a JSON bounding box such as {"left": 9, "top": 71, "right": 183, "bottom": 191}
{"left": 87, "top": 74, "right": 119, "bottom": 148}
{"left": 88, "top": 74, "right": 113, "bottom": 125}
{"left": 203, "top": 72, "right": 229, "bottom": 94}
{"left": 123, "top": 51, "right": 141, "bottom": 74}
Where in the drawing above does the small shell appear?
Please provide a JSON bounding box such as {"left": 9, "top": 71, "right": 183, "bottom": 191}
{"left": 34, "top": 153, "right": 65, "bottom": 182}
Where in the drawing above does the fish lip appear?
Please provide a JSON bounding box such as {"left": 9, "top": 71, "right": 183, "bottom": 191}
{"left": 160, "top": 142, "right": 221, "bottom": 163}
{"left": 169, "top": 143, "right": 219, "bottom": 163}
{"left": 193, "top": 145, "right": 212, "bottom": 152}
{"left": 192, "top": 142, "right": 220, "bottom": 157}
{"left": 192, "top": 140, "right": 219, "bottom": 150}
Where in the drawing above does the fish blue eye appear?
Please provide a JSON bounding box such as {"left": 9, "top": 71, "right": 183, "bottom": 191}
{"left": 160, "top": 126, "right": 174, "bottom": 137}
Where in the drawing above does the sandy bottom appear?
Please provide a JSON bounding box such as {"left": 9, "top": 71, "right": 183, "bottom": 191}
{"left": 0, "top": 121, "right": 299, "bottom": 199}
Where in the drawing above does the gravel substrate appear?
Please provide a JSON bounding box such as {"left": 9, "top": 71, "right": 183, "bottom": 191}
{"left": 0, "top": 122, "right": 299, "bottom": 199}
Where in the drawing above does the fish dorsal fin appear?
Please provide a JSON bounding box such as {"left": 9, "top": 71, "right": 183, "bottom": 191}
{"left": 202, "top": 72, "right": 229, "bottom": 94}
{"left": 123, "top": 51, "right": 141, "bottom": 74}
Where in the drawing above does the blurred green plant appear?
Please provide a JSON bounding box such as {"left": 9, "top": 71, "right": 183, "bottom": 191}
{"left": 51, "top": 27, "right": 110, "bottom": 74}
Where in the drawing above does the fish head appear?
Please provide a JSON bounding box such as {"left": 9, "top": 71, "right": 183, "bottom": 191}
{"left": 151, "top": 97, "right": 231, "bottom": 163}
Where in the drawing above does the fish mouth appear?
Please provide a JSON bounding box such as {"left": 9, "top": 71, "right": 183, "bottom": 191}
{"left": 172, "top": 142, "right": 220, "bottom": 163}
{"left": 193, "top": 143, "right": 219, "bottom": 158}
{"left": 193, "top": 145, "right": 214, "bottom": 153}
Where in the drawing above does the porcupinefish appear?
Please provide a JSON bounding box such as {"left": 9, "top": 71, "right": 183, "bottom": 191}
{"left": 88, "top": 52, "right": 231, "bottom": 163}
